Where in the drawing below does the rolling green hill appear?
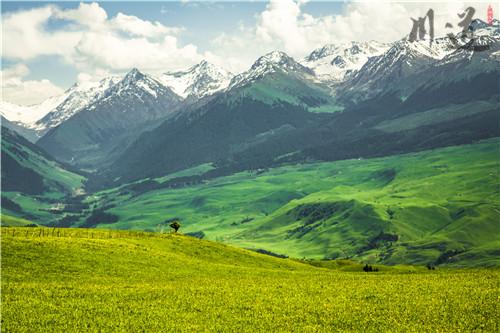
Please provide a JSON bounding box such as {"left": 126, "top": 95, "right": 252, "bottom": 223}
{"left": 1, "top": 126, "right": 86, "bottom": 224}
{"left": 71, "top": 139, "right": 500, "bottom": 266}
{"left": 2, "top": 228, "right": 498, "bottom": 331}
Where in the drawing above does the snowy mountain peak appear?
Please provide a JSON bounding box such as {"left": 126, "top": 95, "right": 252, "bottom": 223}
{"left": 107, "top": 69, "right": 179, "bottom": 102}
{"left": 306, "top": 44, "right": 339, "bottom": 62}
{"left": 253, "top": 51, "right": 290, "bottom": 65}
{"left": 1, "top": 75, "right": 124, "bottom": 135}
{"left": 196, "top": 60, "right": 211, "bottom": 69}
{"left": 5, "top": 69, "right": 181, "bottom": 137}
{"left": 228, "top": 51, "right": 313, "bottom": 89}
{"left": 122, "top": 68, "right": 145, "bottom": 83}
{"left": 343, "top": 37, "right": 459, "bottom": 99}
{"left": 250, "top": 51, "right": 310, "bottom": 74}
{"left": 303, "top": 41, "right": 389, "bottom": 83}
{"left": 306, "top": 41, "right": 388, "bottom": 62}
{"left": 391, "top": 39, "right": 453, "bottom": 61}
{"left": 33, "top": 76, "right": 123, "bottom": 132}
{"left": 158, "top": 61, "right": 233, "bottom": 99}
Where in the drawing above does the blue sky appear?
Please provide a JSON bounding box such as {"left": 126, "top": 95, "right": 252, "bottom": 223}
{"left": 2, "top": 1, "right": 496, "bottom": 105}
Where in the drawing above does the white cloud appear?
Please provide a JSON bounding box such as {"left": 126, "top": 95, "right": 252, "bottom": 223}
{"left": 1, "top": 64, "right": 30, "bottom": 80}
{"left": 1, "top": 6, "right": 80, "bottom": 60}
{"left": 111, "top": 13, "right": 183, "bottom": 38}
{"left": 54, "top": 2, "right": 108, "bottom": 29}
{"left": 2, "top": 2, "right": 203, "bottom": 74}
{"left": 72, "top": 33, "right": 202, "bottom": 73}
{"left": 1, "top": 64, "right": 64, "bottom": 105}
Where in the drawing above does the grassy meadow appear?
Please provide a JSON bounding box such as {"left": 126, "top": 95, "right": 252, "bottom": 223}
{"left": 81, "top": 139, "right": 500, "bottom": 266}
{"left": 1, "top": 228, "right": 499, "bottom": 332}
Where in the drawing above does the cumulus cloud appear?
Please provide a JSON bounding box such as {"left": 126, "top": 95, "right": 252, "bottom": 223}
{"left": 111, "top": 13, "right": 183, "bottom": 38}
{"left": 2, "top": 2, "right": 204, "bottom": 74}
{"left": 1, "top": 64, "right": 65, "bottom": 105}
{"left": 1, "top": 64, "right": 31, "bottom": 80}
{"left": 54, "top": 2, "right": 108, "bottom": 29}
{"left": 1, "top": 5, "right": 80, "bottom": 60}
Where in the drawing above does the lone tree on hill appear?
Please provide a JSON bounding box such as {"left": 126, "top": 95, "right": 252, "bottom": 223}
{"left": 170, "top": 220, "right": 181, "bottom": 233}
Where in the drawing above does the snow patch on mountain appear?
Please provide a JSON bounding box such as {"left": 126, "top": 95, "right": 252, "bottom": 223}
{"left": 33, "top": 76, "right": 122, "bottom": 132}
{"left": 302, "top": 41, "right": 389, "bottom": 83}
{"left": 353, "top": 38, "right": 457, "bottom": 81}
{"left": 158, "top": 61, "right": 232, "bottom": 99}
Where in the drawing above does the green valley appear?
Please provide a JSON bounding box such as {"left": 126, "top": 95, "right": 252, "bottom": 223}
{"left": 58, "top": 139, "right": 499, "bottom": 266}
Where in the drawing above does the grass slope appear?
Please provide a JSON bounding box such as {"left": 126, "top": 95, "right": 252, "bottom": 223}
{"left": 81, "top": 139, "right": 500, "bottom": 266}
{"left": 1, "top": 127, "right": 85, "bottom": 224}
{"left": 0, "top": 215, "right": 36, "bottom": 227}
{"left": 1, "top": 128, "right": 84, "bottom": 193}
{"left": 231, "top": 71, "right": 337, "bottom": 109}
{"left": 2, "top": 228, "right": 498, "bottom": 332}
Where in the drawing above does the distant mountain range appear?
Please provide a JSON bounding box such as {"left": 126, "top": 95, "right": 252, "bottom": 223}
{"left": 106, "top": 51, "right": 335, "bottom": 183}
{"left": 106, "top": 20, "right": 499, "bottom": 185}
{"left": 1, "top": 19, "right": 498, "bottom": 177}
{"left": 0, "top": 61, "right": 232, "bottom": 144}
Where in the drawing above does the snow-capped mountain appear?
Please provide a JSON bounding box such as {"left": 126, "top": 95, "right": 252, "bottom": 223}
{"left": 3, "top": 68, "right": 183, "bottom": 140}
{"left": 1, "top": 75, "right": 123, "bottom": 140}
{"left": 345, "top": 18, "right": 499, "bottom": 86}
{"left": 158, "top": 61, "right": 232, "bottom": 99}
{"left": 37, "top": 68, "right": 182, "bottom": 167}
{"left": 342, "top": 39, "right": 454, "bottom": 95}
{"left": 443, "top": 18, "right": 500, "bottom": 53}
{"left": 302, "top": 41, "right": 389, "bottom": 83}
{"left": 337, "top": 22, "right": 500, "bottom": 102}
{"left": 228, "top": 51, "right": 315, "bottom": 89}
{"left": 96, "top": 68, "right": 179, "bottom": 104}
{"left": 303, "top": 18, "right": 499, "bottom": 87}
{"left": 0, "top": 94, "right": 68, "bottom": 126}
{"left": 33, "top": 76, "right": 122, "bottom": 133}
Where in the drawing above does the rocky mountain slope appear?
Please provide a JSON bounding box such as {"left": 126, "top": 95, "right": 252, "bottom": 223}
{"left": 37, "top": 69, "right": 182, "bottom": 168}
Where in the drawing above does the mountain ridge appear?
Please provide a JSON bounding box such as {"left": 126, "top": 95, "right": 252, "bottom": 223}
{"left": 36, "top": 68, "right": 182, "bottom": 168}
